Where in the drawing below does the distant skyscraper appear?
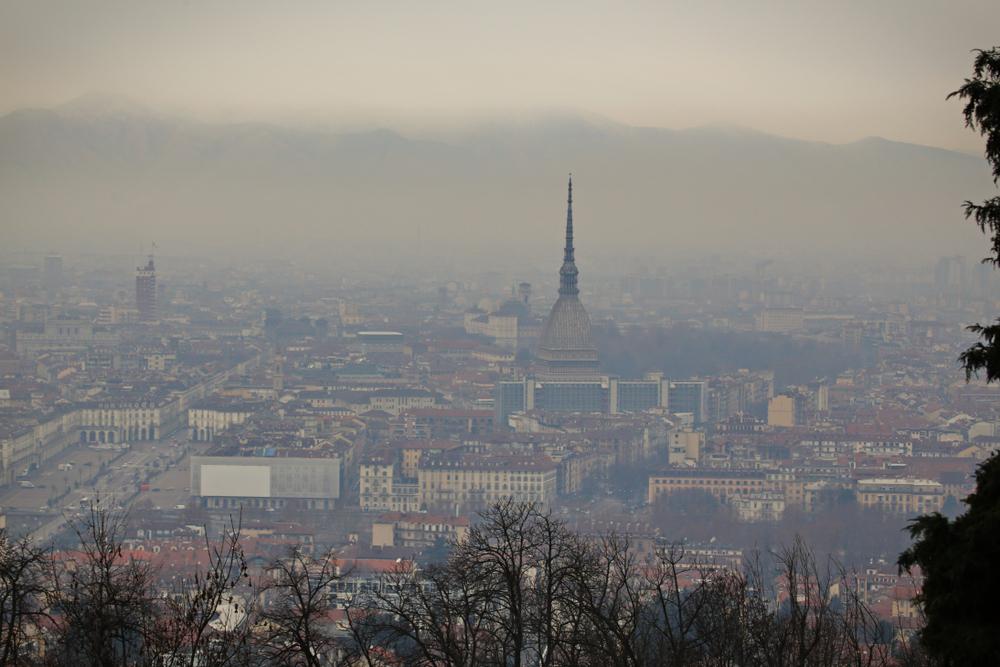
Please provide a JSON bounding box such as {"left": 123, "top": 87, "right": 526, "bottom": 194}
{"left": 934, "top": 255, "right": 966, "bottom": 296}
{"left": 43, "top": 254, "right": 63, "bottom": 298}
{"left": 536, "top": 176, "right": 600, "bottom": 378}
{"left": 136, "top": 254, "right": 157, "bottom": 322}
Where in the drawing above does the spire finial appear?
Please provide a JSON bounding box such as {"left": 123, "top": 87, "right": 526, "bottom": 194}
{"left": 559, "top": 173, "right": 579, "bottom": 296}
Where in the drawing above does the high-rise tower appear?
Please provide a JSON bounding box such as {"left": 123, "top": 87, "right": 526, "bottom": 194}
{"left": 44, "top": 254, "right": 63, "bottom": 301}
{"left": 136, "top": 254, "right": 157, "bottom": 322}
{"left": 536, "top": 176, "right": 599, "bottom": 378}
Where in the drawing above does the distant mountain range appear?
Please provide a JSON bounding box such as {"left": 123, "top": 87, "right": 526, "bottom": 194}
{"left": 1, "top": 96, "right": 993, "bottom": 264}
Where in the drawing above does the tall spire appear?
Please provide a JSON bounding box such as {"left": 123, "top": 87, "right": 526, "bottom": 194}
{"left": 559, "top": 174, "right": 579, "bottom": 296}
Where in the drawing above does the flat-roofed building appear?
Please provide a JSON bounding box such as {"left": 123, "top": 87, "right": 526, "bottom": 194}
{"left": 191, "top": 455, "right": 341, "bottom": 511}
{"left": 14, "top": 320, "right": 119, "bottom": 356}
{"left": 731, "top": 492, "right": 786, "bottom": 522}
{"left": 495, "top": 375, "right": 668, "bottom": 424}
{"left": 367, "top": 388, "right": 437, "bottom": 416}
{"left": 398, "top": 408, "right": 495, "bottom": 439}
{"left": 768, "top": 394, "right": 797, "bottom": 427}
{"left": 667, "top": 429, "right": 703, "bottom": 465}
{"left": 856, "top": 478, "right": 944, "bottom": 515}
{"left": 371, "top": 512, "right": 469, "bottom": 549}
{"left": 78, "top": 399, "right": 163, "bottom": 445}
{"left": 359, "top": 455, "right": 420, "bottom": 513}
{"left": 647, "top": 468, "right": 769, "bottom": 505}
{"left": 188, "top": 400, "right": 261, "bottom": 441}
{"left": 419, "top": 453, "right": 558, "bottom": 513}
{"left": 356, "top": 331, "right": 404, "bottom": 352}
{"left": 755, "top": 307, "right": 804, "bottom": 333}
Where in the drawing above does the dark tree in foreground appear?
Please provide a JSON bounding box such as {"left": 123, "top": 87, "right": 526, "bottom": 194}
{"left": 350, "top": 500, "right": 912, "bottom": 667}
{"left": 952, "top": 47, "right": 1000, "bottom": 381}
{"left": 895, "top": 46, "right": 1000, "bottom": 667}
{"left": 0, "top": 530, "right": 50, "bottom": 665}
{"left": 49, "top": 502, "right": 158, "bottom": 667}
{"left": 899, "top": 454, "right": 1000, "bottom": 666}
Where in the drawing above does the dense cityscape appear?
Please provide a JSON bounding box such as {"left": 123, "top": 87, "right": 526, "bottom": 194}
{"left": 1, "top": 170, "right": 998, "bottom": 662}
{"left": 5, "top": 3, "right": 1000, "bottom": 665}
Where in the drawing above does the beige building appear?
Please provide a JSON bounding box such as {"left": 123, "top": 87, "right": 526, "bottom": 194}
{"left": 187, "top": 403, "right": 256, "bottom": 442}
{"left": 78, "top": 400, "right": 162, "bottom": 445}
{"left": 419, "top": 453, "right": 558, "bottom": 513}
{"left": 768, "top": 394, "right": 797, "bottom": 427}
{"left": 731, "top": 492, "right": 786, "bottom": 522}
{"left": 0, "top": 409, "right": 82, "bottom": 486}
{"left": 371, "top": 512, "right": 469, "bottom": 549}
{"left": 856, "top": 478, "right": 944, "bottom": 515}
{"left": 555, "top": 450, "right": 611, "bottom": 496}
{"left": 339, "top": 302, "right": 364, "bottom": 326}
{"left": 463, "top": 298, "right": 541, "bottom": 351}
{"left": 359, "top": 457, "right": 420, "bottom": 513}
{"left": 367, "top": 389, "right": 437, "bottom": 416}
{"left": 394, "top": 440, "right": 461, "bottom": 480}
{"left": 647, "top": 469, "right": 769, "bottom": 504}
{"left": 667, "top": 429, "right": 703, "bottom": 465}
{"left": 755, "top": 307, "right": 804, "bottom": 333}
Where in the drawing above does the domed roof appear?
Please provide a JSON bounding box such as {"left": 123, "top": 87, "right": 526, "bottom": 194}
{"left": 535, "top": 175, "right": 600, "bottom": 376}
{"left": 537, "top": 295, "right": 597, "bottom": 361}
{"left": 494, "top": 298, "right": 530, "bottom": 319}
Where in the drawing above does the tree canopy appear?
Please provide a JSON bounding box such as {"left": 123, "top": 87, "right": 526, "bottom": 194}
{"left": 899, "top": 453, "right": 1000, "bottom": 666}
{"left": 954, "top": 47, "right": 1000, "bottom": 381}
{"left": 898, "top": 46, "right": 1000, "bottom": 666}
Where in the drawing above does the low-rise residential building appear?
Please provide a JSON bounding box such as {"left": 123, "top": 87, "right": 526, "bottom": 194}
{"left": 188, "top": 400, "right": 260, "bottom": 441}
{"left": 191, "top": 455, "right": 341, "bottom": 511}
{"left": 856, "top": 478, "right": 944, "bottom": 515}
{"left": 419, "top": 452, "right": 558, "bottom": 513}
{"left": 667, "top": 429, "right": 703, "bottom": 465}
{"left": 731, "top": 492, "right": 786, "bottom": 522}
{"left": 371, "top": 512, "right": 469, "bottom": 549}
{"left": 647, "top": 468, "right": 769, "bottom": 504}
{"left": 367, "top": 389, "right": 437, "bottom": 416}
{"left": 359, "top": 456, "right": 420, "bottom": 513}
{"left": 78, "top": 399, "right": 162, "bottom": 444}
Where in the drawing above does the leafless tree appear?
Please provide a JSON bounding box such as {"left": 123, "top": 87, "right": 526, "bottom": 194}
{"left": 344, "top": 502, "right": 910, "bottom": 667}
{"left": 48, "top": 500, "right": 158, "bottom": 667}
{"left": 521, "top": 508, "right": 593, "bottom": 667}
{"left": 453, "top": 498, "right": 538, "bottom": 667}
{"left": 258, "top": 547, "right": 341, "bottom": 667}
{"left": 346, "top": 558, "right": 495, "bottom": 667}
{"left": 150, "top": 513, "right": 257, "bottom": 667}
{"left": 0, "top": 529, "right": 51, "bottom": 665}
{"left": 568, "top": 533, "right": 648, "bottom": 667}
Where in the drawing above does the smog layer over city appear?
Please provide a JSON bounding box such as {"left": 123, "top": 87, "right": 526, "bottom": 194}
{"left": 2, "top": 3, "right": 1000, "bottom": 666}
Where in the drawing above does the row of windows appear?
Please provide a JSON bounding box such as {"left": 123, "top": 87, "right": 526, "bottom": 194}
{"left": 653, "top": 478, "right": 764, "bottom": 487}
{"left": 421, "top": 482, "right": 547, "bottom": 492}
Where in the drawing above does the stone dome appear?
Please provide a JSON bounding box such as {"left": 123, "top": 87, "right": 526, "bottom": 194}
{"left": 537, "top": 295, "right": 598, "bottom": 364}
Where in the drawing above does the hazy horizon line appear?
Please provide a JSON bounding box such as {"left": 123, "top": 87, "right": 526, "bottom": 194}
{"left": 2, "top": 90, "right": 982, "bottom": 157}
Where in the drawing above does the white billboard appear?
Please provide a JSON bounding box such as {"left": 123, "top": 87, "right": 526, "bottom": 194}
{"left": 201, "top": 464, "right": 270, "bottom": 498}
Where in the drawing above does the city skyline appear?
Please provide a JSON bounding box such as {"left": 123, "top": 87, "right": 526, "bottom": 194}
{"left": 3, "top": 7, "right": 1000, "bottom": 663}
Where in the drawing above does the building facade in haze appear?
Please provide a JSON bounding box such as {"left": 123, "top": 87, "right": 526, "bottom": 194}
{"left": 136, "top": 255, "right": 157, "bottom": 323}
{"left": 43, "top": 254, "right": 63, "bottom": 299}
{"left": 495, "top": 178, "right": 674, "bottom": 423}
{"left": 191, "top": 455, "right": 341, "bottom": 511}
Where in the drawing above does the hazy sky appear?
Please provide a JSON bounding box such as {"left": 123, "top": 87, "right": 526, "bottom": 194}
{"left": 2, "top": 1, "right": 998, "bottom": 151}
